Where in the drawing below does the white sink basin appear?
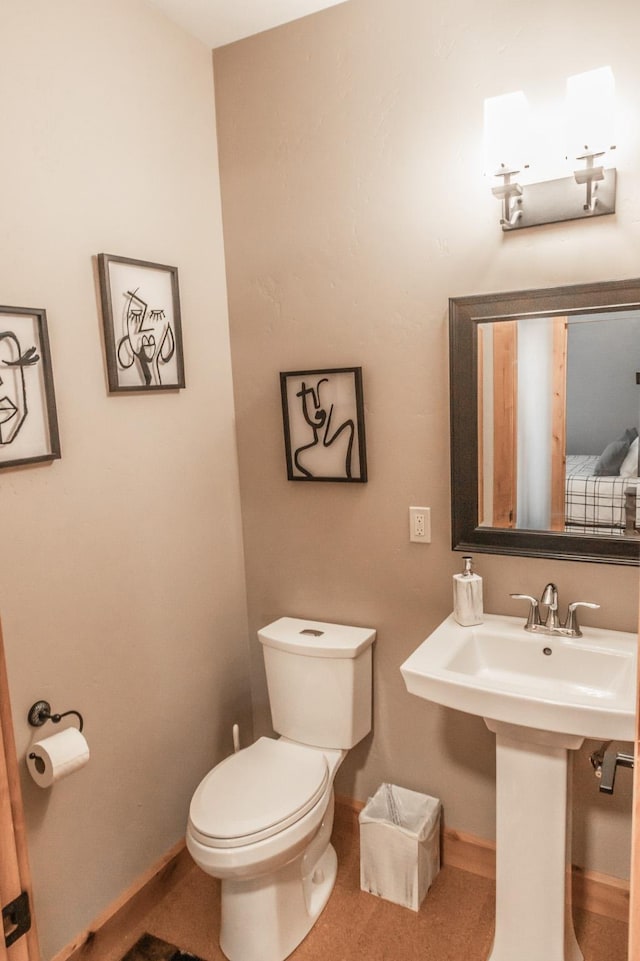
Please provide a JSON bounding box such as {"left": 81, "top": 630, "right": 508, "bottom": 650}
{"left": 400, "top": 613, "right": 637, "bottom": 740}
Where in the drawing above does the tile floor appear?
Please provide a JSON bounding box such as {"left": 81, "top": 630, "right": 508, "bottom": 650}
{"left": 106, "top": 806, "right": 628, "bottom": 961}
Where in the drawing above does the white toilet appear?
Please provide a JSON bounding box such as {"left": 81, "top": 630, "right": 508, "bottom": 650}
{"left": 186, "top": 616, "right": 376, "bottom": 961}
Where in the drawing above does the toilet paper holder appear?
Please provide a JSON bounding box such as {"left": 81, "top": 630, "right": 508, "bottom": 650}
{"left": 27, "top": 700, "right": 84, "bottom": 734}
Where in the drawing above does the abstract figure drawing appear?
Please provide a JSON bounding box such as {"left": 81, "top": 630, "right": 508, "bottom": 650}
{"left": 117, "top": 288, "right": 176, "bottom": 388}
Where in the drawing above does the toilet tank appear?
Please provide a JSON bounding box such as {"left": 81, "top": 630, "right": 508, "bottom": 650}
{"left": 258, "top": 617, "right": 376, "bottom": 749}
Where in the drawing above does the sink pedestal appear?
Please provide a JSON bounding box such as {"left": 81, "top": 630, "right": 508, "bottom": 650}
{"left": 485, "top": 720, "right": 585, "bottom": 961}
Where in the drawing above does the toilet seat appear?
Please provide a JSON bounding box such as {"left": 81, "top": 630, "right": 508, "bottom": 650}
{"left": 189, "top": 738, "right": 329, "bottom": 849}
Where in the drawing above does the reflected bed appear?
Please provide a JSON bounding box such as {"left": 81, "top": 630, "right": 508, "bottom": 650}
{"left": 565, "top": 454, "right": 640, "bottom": 536}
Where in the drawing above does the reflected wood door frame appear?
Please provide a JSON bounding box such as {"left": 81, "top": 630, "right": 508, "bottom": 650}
{"left": 492, "top": 320, "right": 518, "bottom": 527}
{"left": 550, "top": 317, "right": 567, "bottom": 531}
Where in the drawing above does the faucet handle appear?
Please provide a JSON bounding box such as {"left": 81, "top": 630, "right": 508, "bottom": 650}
{"left": 563, "top": 601, "right": 600, "bottom": 637}
{"left": 510, "top": 594, "right": 541, "bottom": 629}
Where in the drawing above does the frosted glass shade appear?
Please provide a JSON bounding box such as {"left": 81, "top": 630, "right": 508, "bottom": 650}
{"left": 565, "top": 66, "right": 615, "bottom": 157}
{"left": 483, "top": 91, "right": 530, "bottom": 174}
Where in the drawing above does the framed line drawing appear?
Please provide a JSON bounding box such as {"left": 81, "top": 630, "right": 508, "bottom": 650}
{"left": 0, "top": 306, "right": 61, "bottom": 470}
{"left": 97, "top": 253, "right": 186, "bottom": 392}
{"left": 280, "top": 367, "right": 368, "bottom": 482}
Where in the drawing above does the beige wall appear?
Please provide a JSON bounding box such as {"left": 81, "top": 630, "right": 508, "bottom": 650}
{"left": 214, "top": 0, "right": 640, "bottom": 882}
{"left": 0, "top": 2, "right": 252, "bottom": 957}
{"left": 2, "top": 1, "right": 638, "bottom": 954}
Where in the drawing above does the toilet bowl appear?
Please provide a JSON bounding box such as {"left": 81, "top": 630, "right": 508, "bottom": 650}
{"left": 186, "top": 738, "right": 345, "bottom": 961}
{"left": 185, "top": 616, "right": 376, "bottom": 961}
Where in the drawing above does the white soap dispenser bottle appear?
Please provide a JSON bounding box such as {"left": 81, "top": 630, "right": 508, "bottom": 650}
{"left": 453, "top": 555, "right": 483, "bottom": 627}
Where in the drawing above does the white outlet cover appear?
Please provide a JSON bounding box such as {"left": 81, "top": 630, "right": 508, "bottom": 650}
{"left": 409, "top": 506, "right": 431, "bottom": 543}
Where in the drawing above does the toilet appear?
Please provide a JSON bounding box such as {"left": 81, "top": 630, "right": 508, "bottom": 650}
{"left": 186, "top": 616, "right": 376, "bottom": 961}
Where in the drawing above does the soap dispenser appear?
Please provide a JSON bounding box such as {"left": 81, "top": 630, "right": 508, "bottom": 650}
{"left": 453, "top": 555, "right": 483, "bottom": 627}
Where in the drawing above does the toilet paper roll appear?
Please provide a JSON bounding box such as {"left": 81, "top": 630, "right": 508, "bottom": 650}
{"left": 26, "top": 727, "right": 90, "bottom": 788}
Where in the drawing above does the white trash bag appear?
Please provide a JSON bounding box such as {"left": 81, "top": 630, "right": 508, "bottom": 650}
{"left": 359, "top": 783, "right": 441, "bottom": 911}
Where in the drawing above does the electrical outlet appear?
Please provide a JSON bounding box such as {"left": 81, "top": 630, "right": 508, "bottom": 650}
{"left": 409, "top": 506, "right": 431, "bottom": 543}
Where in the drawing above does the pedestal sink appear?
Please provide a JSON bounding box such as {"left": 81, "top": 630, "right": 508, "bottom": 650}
{"left": 400, "top": 613, "right": 637, "bottom": 961}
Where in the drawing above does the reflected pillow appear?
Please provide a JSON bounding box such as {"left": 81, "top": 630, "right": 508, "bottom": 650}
{"left": 594, "top": 437, "right": 631, "bottom": 476}
{"left": 620, "top": 436, "right": 639, "bottom": 478}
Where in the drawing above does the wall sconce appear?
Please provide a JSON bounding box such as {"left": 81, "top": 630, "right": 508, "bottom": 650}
{"left": 484, "top": 91, "right": 529, "bottom": 228}
{"left": 485, "top": 68, "right": 617, "bottom": 231}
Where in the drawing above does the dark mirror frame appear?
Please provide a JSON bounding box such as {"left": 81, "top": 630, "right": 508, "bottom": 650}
{"left": 450, "top": 278, "right": 640, "bottom": 566}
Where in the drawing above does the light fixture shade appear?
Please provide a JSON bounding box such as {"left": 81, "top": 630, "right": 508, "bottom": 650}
{"left": 565, "top": 66, "right": 615, "bottom": 157}
{"left": 483, "top": 91, "right": 530, "bottom": 174}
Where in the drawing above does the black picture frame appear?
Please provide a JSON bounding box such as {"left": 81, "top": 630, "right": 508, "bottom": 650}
{"left": 97, "top": 253, "right": 185, "bottom": 393}
{"left": 280, "top": 367, "right": 367, "bottom": 482}
{"left": 0, "top": 306, "right": 61, "bottom": 470}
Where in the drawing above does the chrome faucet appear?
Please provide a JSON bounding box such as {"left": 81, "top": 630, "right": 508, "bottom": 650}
{"left": 510, "top": 584, "right": 600, "bottom": 637}
{"left": 540, "top": 582, "right": 559, "bottom": 630}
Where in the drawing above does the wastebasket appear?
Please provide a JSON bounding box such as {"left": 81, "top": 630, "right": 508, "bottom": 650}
{"left": 359, "top": 783, "right": 441, "bottom": 911}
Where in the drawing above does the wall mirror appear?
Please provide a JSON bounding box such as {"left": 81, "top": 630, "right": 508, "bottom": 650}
{"left": 450, "top": 278, "right": 640, "bottom": 565}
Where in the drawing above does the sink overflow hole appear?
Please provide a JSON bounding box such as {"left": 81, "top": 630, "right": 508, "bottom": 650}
{"left": 543, "top": 647, "right": 553, "bottom": 656}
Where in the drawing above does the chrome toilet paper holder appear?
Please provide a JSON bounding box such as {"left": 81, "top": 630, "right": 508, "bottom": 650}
{"left": 27, "top": 700, "right": 84, "bottom": 734}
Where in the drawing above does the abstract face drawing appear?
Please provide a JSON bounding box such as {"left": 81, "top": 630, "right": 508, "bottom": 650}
{"left": 293, "top": 377, "right": 355, "bottom": 479}
{"left": 117, "top": 288, "right": 176, "bottom": 387}
{"left": 0, "top": 331, "right": 39, "bottom": 445}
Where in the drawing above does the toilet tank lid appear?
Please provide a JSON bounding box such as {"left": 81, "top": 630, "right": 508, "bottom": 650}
{"left": 258, "top": 617, "right": 376, "bottom": 658}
